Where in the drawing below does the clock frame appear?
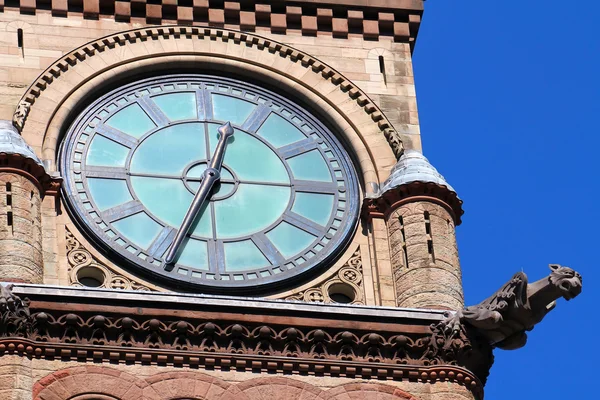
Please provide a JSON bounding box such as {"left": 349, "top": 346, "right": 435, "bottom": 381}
{"left": 60, "top": 75, "right": 359, "bottom": 292}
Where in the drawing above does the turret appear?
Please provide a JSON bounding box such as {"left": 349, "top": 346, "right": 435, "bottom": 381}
{"left": 364, "top": 150, "right": 464, "bottom": 310}
{"left": 0, "top": 120, "right": 61, "bottom": 283}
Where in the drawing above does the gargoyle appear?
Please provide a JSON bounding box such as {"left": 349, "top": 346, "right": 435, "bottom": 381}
{"left": 443, "top": 264, "right": 582, "bottom": 350}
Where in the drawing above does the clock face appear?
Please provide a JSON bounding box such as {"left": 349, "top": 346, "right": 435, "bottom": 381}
{"left": 60, "top": 75, "right": 359, "bottom": 291}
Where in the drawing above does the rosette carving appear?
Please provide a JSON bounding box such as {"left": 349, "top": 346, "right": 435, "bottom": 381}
{"left": 66, "top": 228, "right": 153, "bottom": 291}
{"left": 285, "top": 249, "right": 364, "bottom": 304}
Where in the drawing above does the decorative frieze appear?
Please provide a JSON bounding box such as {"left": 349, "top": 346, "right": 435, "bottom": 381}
{"left": 0, "top": 281, "right": 487, "bottom": 399}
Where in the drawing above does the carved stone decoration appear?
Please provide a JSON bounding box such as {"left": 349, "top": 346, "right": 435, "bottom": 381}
{"left": 419, "top": 264, "right": 583, "bottom": 385}
{"left": 66, "top": 228, "right": 154, "bottom": 291}
{"left": 16, "top": 309, "right": 484, "bottom": 396}
{"left": 445, "top": 264, "right": 582, "bottom": 350}
{"left": 12, "top": 100, "right": 29, "bottom": 132}
{"left": 0, "top": 281, "right": 486, "bottom": 399}
{"left": 425, "top": 312, "right": 494, "bottom": 385}
{"left": 285, "top": 249, "right": 364, "bottom": 304}
{"left": 383, "top": 128, "right": 405, "bottom": 159}
{"left": 0, "top": 284, "right": 32, "bottom": 337}
{"left": 430, "top": 264, "right": 583, "bottom": 384}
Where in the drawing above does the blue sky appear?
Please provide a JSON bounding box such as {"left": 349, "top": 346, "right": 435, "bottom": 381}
{"left": 412, "top": 1, "right": 598, "bottom": 398}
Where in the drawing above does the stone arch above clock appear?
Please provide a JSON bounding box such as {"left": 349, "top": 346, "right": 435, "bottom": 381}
{"left": 14, "top": 25, "right": 402, "bottom": 194}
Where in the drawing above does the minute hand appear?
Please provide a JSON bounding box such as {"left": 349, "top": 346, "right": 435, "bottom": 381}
{"left": 164, "top": 122, "right": 235, "bottom": 266}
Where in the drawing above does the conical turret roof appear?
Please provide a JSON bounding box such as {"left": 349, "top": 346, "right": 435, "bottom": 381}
{"left": 379, "top": 150, "right": 457, "bottom": 196}
{"left": 0, "top": 120, "right": 62, "bottom": 196}
{"left": 0, "top": 120, "right": 46, "bottom": 170}
{"left": 363, "top": 149, "right": 463, "bottom": 225}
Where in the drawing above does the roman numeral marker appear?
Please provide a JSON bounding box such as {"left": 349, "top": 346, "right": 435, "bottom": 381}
{"left": 147, "top": 227, "right": 176, "bottom": 259}
{"left": 279, "top": 139, "right": 317, "bottom": 159}
{"left": 293, "top": 180, "right": 338, "bottom": 194}
{"left": 84, "top": 166, "right": 128, "bottom": 179}
{"left": 242, "top": 104, "right": 271, "bottom": 132}
{"left": 103, "top": 200, "right": 144, "bottom": 222}
{"left": 252, "top": 233, "right": 285, "bottom": 265}
{"left": 283, "top": 211, "right": 324, "bottom": 237}
{"left": 138, "top": 97, "right": 170, "bottom": 126}
{"left": 95, "top": 125, "right": 138, "bottom": 149}
{"left": 201, "top": 90, "right": 214, "bottom": 120}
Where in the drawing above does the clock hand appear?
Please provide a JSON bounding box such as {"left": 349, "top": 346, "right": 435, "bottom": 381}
{"left": 163, "top": 121, "right": 235, "bottom": 266}
{"left": 210, "top": 121, "right": 234, "bottom": 170}
{"left": 164, "top": 167, "right": 219, "bottom": 266}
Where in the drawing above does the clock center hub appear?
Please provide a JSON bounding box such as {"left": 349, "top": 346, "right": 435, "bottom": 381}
{"left": 182, "top": 160, "right": 239, "bottom": 200}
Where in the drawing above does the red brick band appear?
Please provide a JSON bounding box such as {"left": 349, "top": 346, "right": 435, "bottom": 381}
{"left": 32, "top": 364, "right": 425, "bottom": 400}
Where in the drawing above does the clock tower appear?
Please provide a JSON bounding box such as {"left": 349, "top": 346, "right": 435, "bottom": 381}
{"left": 0, "top": 1, "right": 581, "bottom": 399}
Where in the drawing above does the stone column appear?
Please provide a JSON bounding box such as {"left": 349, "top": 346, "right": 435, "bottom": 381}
{"left": 0, "top": 173, "right": 43, "bottom": 283}
{"left": 0, "top": 120, "right": 61, "bottom": 284}
{"left": 388, "top": 200, "right": 463, "bottom": 310}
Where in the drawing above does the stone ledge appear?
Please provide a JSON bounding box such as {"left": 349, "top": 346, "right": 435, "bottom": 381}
{"left": 9, "top": 282, "right": 449, "bottom": 324}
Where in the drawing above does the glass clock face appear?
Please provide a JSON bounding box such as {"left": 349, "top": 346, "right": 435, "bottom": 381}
{"left": 60, "top": 75, "right": 359, "bottom": 291}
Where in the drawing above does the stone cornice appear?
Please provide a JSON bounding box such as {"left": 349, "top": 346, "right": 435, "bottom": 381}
{"left": 1, "top": 1, "right": 423, "bottom": 49}
{"left": 0, "top": 160, "right": 62, "bottom": 197}
{"left": 362, "top": 182, "right": 464, "bottom": 225}
{"left": 1, "top": 283, "right": 490, "bottom": 398}
{"left": 0, "top": 119, "right": 62, "bottom": 196}
{"left": 11, "top": 283, "right": 448, "bottom": 325}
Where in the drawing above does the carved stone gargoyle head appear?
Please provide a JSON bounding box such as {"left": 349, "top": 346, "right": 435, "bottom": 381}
{"left": 526, "top": 264, "right": 582, "bottom": 324}
{"left": 548, "top": 264, "right": 582, "bottom": 300}
{"left": 445, "top": 264, "right": 582, "bottom": 352}
{"left": 431, "top": 265, "right": 583, "bottom": 386}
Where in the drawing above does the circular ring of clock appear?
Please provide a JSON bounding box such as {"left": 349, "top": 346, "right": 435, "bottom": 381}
{"left": 60, "top": 75, "right": 359, "bottom": 290}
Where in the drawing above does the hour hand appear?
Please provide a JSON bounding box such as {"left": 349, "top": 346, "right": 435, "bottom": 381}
{"left": 164, "top": 167, "right": 220, "bottom": 266}
{"left": 163, "top": 122, "right": 234, "bottom": 267}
